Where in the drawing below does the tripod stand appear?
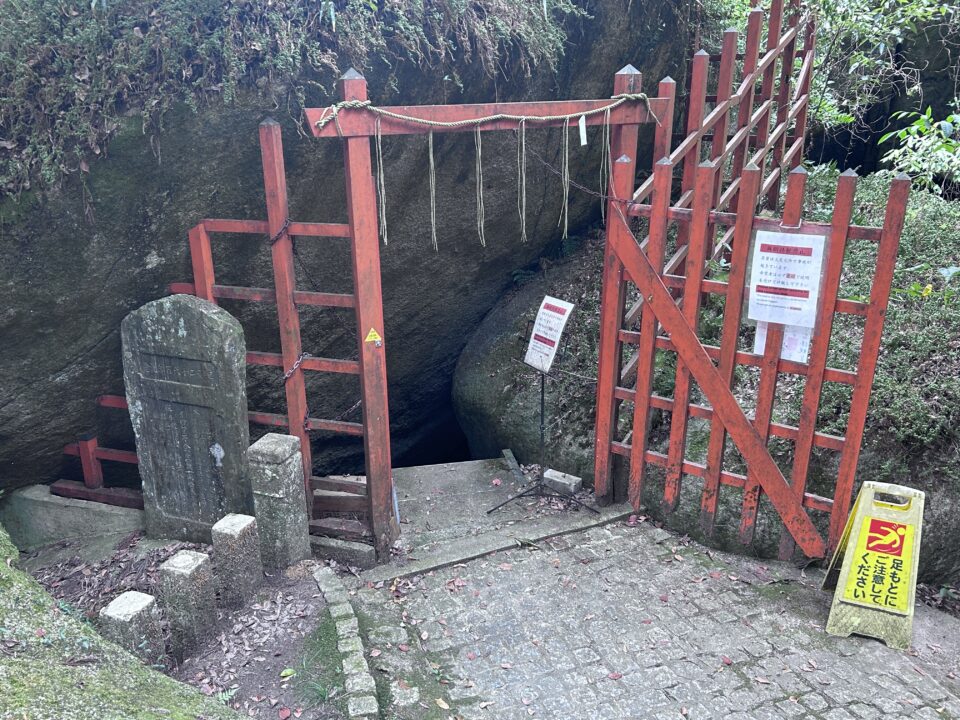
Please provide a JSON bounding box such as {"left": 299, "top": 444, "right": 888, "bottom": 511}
{"left": 487, "top": 370, "right": 598, "bottom": 515}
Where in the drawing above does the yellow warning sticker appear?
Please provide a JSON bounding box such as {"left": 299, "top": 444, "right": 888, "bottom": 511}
{"left": 364, "top": 328, "right": 382, "bottom": 343}
{"left": 842, "top": 516, "right": 914, "bottom": 615}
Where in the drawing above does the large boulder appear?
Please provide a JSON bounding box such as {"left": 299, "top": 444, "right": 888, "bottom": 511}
{"left": 0, "top": 0, "right": 687, "bottom": 492}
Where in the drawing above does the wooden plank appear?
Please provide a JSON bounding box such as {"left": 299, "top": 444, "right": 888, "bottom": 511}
{"left": 766, "top": 1, "right": 800, "bottom": 209}
{"left": 313, "top": 489, "right": 368, "bottom": 514}
{"left": 308, "top": 96, "right": 668, "bottom": 138}
{"left": 312, "top": 475, "right": 367, "bottom": 495}
{"left": 653, "top": 77, "right": 676, "bottom": 162}
{"left": 246, "top": 351, "right": 360, "bottom": 375}
{"left": 49, "top": 480, "right": 144, "bottom": 510}
{"left": 77, "top": 435, "right": 104, "bottom": 489}
{"left": 309, "top": 517, "right": 372, "bottom": 542}
{"left": 700, "top": 164, "right": 762, "bottom": 534}
{"left": 97, "top": 394, "right": 128, "bottom": 409}
{"left": 593, "top": 65, "right": 643, "bottom": 503}
{"left": 662, "top": 161, "right": 716, "bottom": 513}
{"left": 627, "top": 159, "right": 672, "bottom": 509}
{"left": 64, "top": 443, "right": 138, "bottom": 465}
{"left": 188, "top": 224, "right": 216, "bottom": 303}
{"left": 305, "top": 417, "right": 365, "bottom": 437}
{"left": 339, "top": 70, "right": 398, "bottom": 557}
{"left": 710, "top": 29, "right": 739, "bottom": 205}
{"left": 780, "top": 170, "right": 857, "bottom": 560}
{"left": 730, "top": 9, "right": 765, "bottom": 205}
{"left": 201, "top": 219, "right": 351, "bottom": 238}
{"left": 829, "top": 175, "right": 911, "bottom": 550}
{"left": 259, "top": 120, "right": 313, "bottom": 490}
{"left": 674, "top": 50, "right": 708, "bottom": 244}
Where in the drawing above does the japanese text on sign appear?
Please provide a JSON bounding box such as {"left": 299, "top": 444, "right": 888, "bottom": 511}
{"left": 748, "top": 231, "right": 826, "bottom": 328}
{"left": 524, "top": 296, "right": 575, "bottom": 374}
{"left": 842, "top": 517, "right": 914, "bottom": 615}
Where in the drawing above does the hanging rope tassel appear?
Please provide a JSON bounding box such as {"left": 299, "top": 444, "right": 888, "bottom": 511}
{"left": 517, "top": 119, "right": 528, "bottom": 243}
{"left": 475, "top": 126, "right": 486, "bottom": 247}
{"left": 374, "top": 116, "right": 388, "bottom": 245}
{"left": 558, "top": 117, "right": 570, "bottom": 240}
{"left": 428, "top": 131, "right": 438, "bottom": 252}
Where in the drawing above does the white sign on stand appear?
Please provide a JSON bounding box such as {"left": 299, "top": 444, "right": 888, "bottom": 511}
{"left": 747, "top": 230, "right": 826, "bottom": 328}
{"left": 524, "top": 296, "right": 575, "bottom": 374}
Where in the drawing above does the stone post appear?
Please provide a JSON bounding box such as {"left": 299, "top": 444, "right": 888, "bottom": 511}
{"left": 159, "top": 549, "right": 217, "bottom": 660}
{"left": 98, "top": 591, "right": 165, "bottom": 665}
{"left": 248, "top": 434, "right": 311, "bottom": 573}
{"left": 211, "top": 513, "right": 263, "bottom": 608}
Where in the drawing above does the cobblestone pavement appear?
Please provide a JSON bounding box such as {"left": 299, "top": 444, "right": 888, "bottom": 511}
{"left": 352, "top": 520, "right": 960, "bottom": 720}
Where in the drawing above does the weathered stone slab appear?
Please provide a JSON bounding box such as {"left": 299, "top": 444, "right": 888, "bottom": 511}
{"left": 98, "top": 591, "right": 164, "bottom": 664}
{"left": 158, "top": 549, "right": 217, "bottom": 660}
{"left": 544, "top": 468, "right": 583, "bottom": 495}
{"left": 121, "top": 294, "right": 251, "bottom": 542}
{"left": 211, "top": 513, "right": 263, "bottom": 608}
{"left": 248, "top": 434, "right": 311, "bottom": 573}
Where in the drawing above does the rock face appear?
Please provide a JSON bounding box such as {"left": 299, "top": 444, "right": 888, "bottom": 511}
{"left": 0, "top": 0, "right": 688, "bottom": 493}
{"left": 122, "top": 295, "right": 251, "bottom": 542}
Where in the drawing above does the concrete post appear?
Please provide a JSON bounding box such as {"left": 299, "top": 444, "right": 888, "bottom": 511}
{"left": 98, "top": 591, "right": 164, "bottom": 665}
{"left": 211, "top": 513, "right": 263, "bottom": 608}
{"left": 248, "top": 433, "right": 311, "bottom": 573}
{"left": 158, "top": 550, "right": 217, "bottom": 660}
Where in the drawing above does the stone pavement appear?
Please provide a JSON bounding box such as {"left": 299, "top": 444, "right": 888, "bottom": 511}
{"left": 351, "top": 519, "right": 960, "bottom": 719}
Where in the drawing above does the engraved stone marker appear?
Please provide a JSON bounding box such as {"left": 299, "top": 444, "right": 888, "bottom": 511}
{"left": 122, "top": 294, "right": 251, "bottom": 542}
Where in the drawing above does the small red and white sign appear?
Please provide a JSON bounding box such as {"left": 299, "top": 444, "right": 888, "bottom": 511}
{"left": 524, "top": 296, "right": 575, "bottom": 373}
{"left": 748, "top": 230, "right": 825, "bottom": 328}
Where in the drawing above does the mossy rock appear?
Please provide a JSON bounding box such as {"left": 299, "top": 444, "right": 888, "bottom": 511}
{"left": 0, "top": 523, "right": 239, "bottom": 720}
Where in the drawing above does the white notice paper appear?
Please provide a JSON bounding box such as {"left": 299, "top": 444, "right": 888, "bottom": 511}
{"left": 524, "top": 296, "right": 575, "bottom": 374}
{"left": 747, "top": 230, "right": 826, "bottom": 328}
{"left": 753, "top": 321, "right": 813, "bottom": 363}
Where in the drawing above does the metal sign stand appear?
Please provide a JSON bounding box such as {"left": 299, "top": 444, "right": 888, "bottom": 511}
{"left": 488, "top": 297, "right": 598, "bottom": 516}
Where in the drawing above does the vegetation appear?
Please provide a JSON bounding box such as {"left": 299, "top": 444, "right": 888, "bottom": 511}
{"left": 0, "top": 0, "right": 585, "bottom": 197}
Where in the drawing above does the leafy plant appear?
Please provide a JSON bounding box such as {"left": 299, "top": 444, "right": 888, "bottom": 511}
{"left": 880, "top": 107, "right": 960, "bottom": 194}
{"left": 0, "top": 0, "right": 586, "bottom": 197}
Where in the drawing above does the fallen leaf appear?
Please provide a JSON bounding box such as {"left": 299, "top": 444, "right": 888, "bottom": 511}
{"left": 436, "top": 698, "right": 450, "bottom": 710}
{"left": 370, "top": 648, "right": 382, "bottom": 657}
{"left": 398, "top": 644, "right": 410, "bottom": 653}
{"left": 479, "top": 700, "right": 494, "bottom": 709}
{"left": 659, "top": 594, "right": 669, "bottom": 603}
{"left": 499, "top": 563, "right": 513, "bottom": 571}
{"left": 467, "top": 651, "right": 478, "bottom": 661}
{"left": 492, "top": 478, "right": 502, "bottom": 487}
{"left": 722, "top": 656, "right": 733, "bottom": 666}
{"left": 278, "top": 708, "right": 291, "bottom": 720}
{"left": 501, "top": 662, "right": 513, "bottom": 669}
{"left": 755, "top": 676, "right": 771, "bottom": 685}
{"left": 607, "top": 672, "right": 623, "bottom": 680}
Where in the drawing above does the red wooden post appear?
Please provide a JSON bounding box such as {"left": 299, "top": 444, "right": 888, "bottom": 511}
{"left": 778, "top": 170, "right": 857, "bottom": 559}
{"left": 739, "top": 167, "right": 805, "bottom": 543}
{"left": 700, "top": 164, "right": 762, "bottom": 534}
{"left": 653, "top": 77, "right": 676, "bottom": 162}
{"left": 78, "top": 434, "right": 104, "bottom": 489}
{"left": 258, "top": 120, "right": 313, "bottom": 493}
{"left": 766, "top": 3, "right": 800, "bottom": 209}
{"left": 730, "top": 9, "right": 765, "bottom": 201}
{"left": 593, "top": 65, "right": 642, "bottom": 503}
{"left": 754, "top": 0, "right": 784, "bottom": 196}
{"left": 662, "top": 160, "right": 716, "bottom": 512}
{"left": 188, "top": 224, "right": 216, "bottom": 303}
{"left": 790, "top": 17, "right": 816, "bottom": 170}
{"left": 828, "top": 174, "right": 911, "bottom": 550}
{"left": 626, "top": 158, "right": 672, "bottom": 509}
{"left": 710, "top": 29, "right": 738, "bottom": 202}
{"left": 338, "top": 69, "right": 399, "bottom": 555}
{"left": 677, "top": 51, "right": 709, "bottom": 246}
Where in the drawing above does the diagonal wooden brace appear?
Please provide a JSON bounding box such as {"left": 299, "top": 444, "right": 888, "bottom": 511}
{"left": 610, "top": 205, "right": 826, "bottom": 558}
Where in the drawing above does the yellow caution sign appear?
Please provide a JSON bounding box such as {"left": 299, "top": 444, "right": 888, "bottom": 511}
{"left": 364, "top": 328, "right": 382, "bottom": 344}
{"left": 822, "top": 481, "right": 924, "bottom": 650}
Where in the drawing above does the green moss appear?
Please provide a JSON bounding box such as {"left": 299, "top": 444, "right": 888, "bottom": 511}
{"left": 0, "top": 523, "right": 239, "bottom": 720}
{"left": 293, "top": 609, "right": 347, "bottom": 712}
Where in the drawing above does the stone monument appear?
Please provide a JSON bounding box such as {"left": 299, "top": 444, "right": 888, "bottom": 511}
{"left": 122, "top": 294, "right": 251, "bottom": 542}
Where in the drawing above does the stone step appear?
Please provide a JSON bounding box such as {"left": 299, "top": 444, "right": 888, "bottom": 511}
{"left": 313, "top": 489, "right": 369, "bottom": 514}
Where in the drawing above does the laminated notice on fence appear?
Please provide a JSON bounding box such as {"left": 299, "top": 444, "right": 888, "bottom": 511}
{"left": 747, "top": 231, "right": 826, "bottom": 328}
{"left": 524, "top": 296, "right": 575, "bottom": 374}
{"left": 753, "top": 321, "right": 812, "bottom": 363}
{"left": 822, "top": 481, "right": 924, "bottom": 650}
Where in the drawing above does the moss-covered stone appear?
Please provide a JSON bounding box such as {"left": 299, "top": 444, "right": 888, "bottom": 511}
{"left": 0, "top": 523, "right": 239, "bottom": 720}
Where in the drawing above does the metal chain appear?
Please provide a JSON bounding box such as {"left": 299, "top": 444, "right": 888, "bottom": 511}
{"left": 282, "top": 351, "right": 310, "bottom": 383}
{"left": 269, "top": 217, "right": 291, "bottom": 245}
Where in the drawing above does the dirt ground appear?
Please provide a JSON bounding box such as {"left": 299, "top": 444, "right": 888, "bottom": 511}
{"left": 27, "top": 532, "right": 345, "bottom": 719}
